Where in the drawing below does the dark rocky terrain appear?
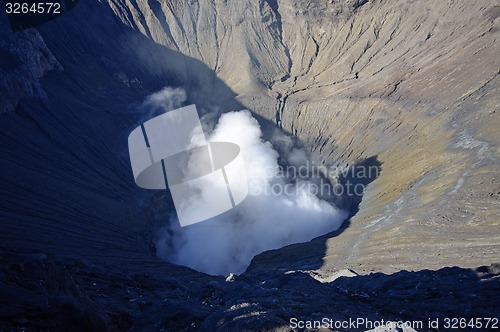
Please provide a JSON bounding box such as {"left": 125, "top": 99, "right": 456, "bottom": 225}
{"left": 1, "top": 249, "right": 499, "bottom": 331}
{"left": 0, "top": 0, "right": 499, "bottom": 330}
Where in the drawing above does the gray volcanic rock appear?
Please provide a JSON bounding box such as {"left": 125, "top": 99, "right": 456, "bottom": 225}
{"left": 1, "top": 249, "right": 498, "bottom": 331}
{"left": 0, "top": 0, "right": 499, "bottom": 330}
{"left": 0, "top": 27, "right": 62, "bottom": 113}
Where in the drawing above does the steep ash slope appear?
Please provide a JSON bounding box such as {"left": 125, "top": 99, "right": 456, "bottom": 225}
{"left": 0, "top": 0, "right": 241, "bottom": 267}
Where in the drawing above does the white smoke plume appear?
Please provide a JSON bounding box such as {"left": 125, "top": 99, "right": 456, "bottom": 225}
{"left": 140, "top": 86, "right": 187, "bottom": 118}
{"left": 143, "top": 87, "right": 347, "bottom": 276}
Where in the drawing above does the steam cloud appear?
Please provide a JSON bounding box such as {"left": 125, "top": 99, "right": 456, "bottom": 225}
{"left": 146, "top": 88, "right": 348, "bottom": 276}
{"left": 140, "top": 86, "right": 187, "bottom": 119}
